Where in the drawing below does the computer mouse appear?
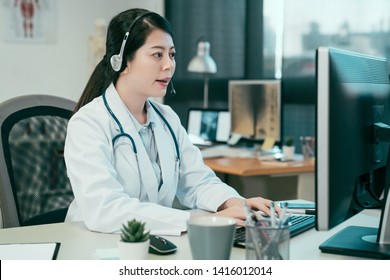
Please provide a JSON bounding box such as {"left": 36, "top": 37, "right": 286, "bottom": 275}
{"left": 148, "top": 235, "right": 177, "bottom": 255}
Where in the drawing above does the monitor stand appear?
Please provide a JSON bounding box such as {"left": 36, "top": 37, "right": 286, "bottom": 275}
{"left": 321, "top": 179, "right": 390, "bottom": 259}
{"left": 319, "top": 226, "right": 390, "bottom": 259}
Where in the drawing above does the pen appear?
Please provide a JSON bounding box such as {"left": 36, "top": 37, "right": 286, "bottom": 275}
{"left": 279, "top": 202, "right": 289, "bottom": 227}
{"left": 270, "top": 201, "right": 276, "bottom": 228}
{"left": 287, "top": 209, "right": 316, "bottom": 215}
{"left": 243, "top": 201, "right": 257, "bottom": 226}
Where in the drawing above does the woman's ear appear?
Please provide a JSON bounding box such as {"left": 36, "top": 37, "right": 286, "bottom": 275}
{"left": 121, "top": 62, "right": 130, "bottom": 75}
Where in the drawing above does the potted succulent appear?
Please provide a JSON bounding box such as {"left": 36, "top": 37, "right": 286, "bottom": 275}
{"left": 117, "top": 219, "right": 150, "bottom": 260}
{"left": 282, "top": 136, "right": 295, "bottom": 160}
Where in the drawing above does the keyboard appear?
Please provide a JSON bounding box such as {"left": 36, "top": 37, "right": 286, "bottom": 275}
{"left": 233, "top": 215, "right": 315, "bottom": 248}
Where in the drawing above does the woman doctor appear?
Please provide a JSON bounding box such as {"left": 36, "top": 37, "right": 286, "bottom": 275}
{"left": 64, "top": 8, "right": 276, "bottom": 234}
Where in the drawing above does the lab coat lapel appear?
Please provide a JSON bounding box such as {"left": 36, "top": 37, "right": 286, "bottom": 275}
{"left": 153, "top": 117, "right": 177, "bottom": 200}
{"left": 104, "top": 85, "right": 159, "bottom": 202}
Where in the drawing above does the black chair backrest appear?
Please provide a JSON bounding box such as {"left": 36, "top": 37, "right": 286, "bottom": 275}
{"left": 0, "top": 95, "right": 76, "bottom": 228}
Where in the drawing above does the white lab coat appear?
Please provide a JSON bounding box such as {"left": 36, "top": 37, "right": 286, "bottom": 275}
{"left": 64, "top": 83, "right": 242, "bottom": 234}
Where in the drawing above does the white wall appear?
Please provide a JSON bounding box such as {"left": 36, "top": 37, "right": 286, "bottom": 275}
{"left": 0, "top": 0, "right": 164, "bottom": 103}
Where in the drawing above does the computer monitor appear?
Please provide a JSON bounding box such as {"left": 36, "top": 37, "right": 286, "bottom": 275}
{"left": 229, "top": 80, "right": 281, "bottom": 143}
{"left": 315, "top": 47, "right": 390, "bottom": 259}
{"left": 186, "top": 108, "right": 231, "bottom": 146}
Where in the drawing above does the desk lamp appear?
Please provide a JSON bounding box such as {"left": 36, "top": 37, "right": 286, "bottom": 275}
{"left": 187, "top": 39, "right": 217, "bottom": 108}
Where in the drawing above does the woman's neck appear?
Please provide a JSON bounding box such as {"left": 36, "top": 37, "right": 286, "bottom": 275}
{"left": 131, "top": 103, "right": 148, "bottom": 125}
{"left": 115, "top": 84, "right": 147, "bottom": 124}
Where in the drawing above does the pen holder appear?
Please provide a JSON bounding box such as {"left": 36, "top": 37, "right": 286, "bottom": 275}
{"left": 245, "top": 219, "right": 290, "bottom": 260}
{"left": 300, "top": 136, "right": 315, "bottom": 160}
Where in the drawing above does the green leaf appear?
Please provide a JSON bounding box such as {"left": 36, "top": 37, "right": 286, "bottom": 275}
{"left": 120, "top": 219, "right": 150, "bottom": 243}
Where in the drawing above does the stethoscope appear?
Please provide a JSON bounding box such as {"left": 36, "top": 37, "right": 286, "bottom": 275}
{"left": 102, "top": 92, "right": 180, "bottom": 163}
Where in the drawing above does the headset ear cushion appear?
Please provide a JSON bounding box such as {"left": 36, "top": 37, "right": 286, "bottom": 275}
{"left": 110, "top": 55, "right": 122, "bottom": 72}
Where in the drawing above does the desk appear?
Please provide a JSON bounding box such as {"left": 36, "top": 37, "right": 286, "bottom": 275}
{"left": 204, "top": 157, "right": 315, "bottom": 201}
{"left": 0, "top": 209, "right": 380, "bottom": 260}
{"left": 204, "top": 157, "right": 314, "bottom": 177}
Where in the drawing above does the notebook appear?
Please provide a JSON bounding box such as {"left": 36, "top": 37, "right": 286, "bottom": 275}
{"left": 0, "top": 242, "right": 60, "bottom": 260}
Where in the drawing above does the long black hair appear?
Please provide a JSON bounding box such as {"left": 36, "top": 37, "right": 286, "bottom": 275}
{"left": 74, "top": 8, "right": 174, "bottom": 112}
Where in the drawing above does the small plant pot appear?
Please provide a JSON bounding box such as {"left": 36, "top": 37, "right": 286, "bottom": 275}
{"left": 117, "top": 239, "right": 150, "bottom": 260}
{"left": 282, "top": 146, "right": 295, "bottom": 161}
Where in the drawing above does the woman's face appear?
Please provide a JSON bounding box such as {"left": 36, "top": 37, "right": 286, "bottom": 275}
{"left": 123, "top": 29, "right": 176, "bottom": 99}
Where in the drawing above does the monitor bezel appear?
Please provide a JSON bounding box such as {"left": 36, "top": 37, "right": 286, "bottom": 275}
{"left": 316, "top": 47, "right": 331, "bottom": 231}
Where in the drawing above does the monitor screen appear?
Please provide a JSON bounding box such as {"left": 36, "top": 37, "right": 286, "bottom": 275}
{"left": 186, "top": 108, "right": 231, "bottom": 145}
{"left": 315, "top": 47, "right": 390, "bottom": 259}
{"left": 229, "top": 80, "right": 281, "bottom": 142}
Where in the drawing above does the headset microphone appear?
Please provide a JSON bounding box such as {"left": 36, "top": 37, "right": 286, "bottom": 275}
{"left": 170, "top": 80, "right": 176, "bottom": 95}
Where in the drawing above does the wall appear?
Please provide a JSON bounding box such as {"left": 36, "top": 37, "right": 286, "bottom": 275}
{"left": 0, "top": 0, "right": 164, "bottom": 103}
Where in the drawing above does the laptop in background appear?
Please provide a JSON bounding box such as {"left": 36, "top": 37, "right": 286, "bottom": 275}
{"left": 186, "top": 108, "right": 231, "bottom": 147}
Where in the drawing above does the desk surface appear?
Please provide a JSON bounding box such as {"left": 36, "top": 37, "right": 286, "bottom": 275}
{"left": 0, "top": 209, "right": 380, "bottom": 260}
{"left": 204, "top": 157, "right": 315, "bottom": 176}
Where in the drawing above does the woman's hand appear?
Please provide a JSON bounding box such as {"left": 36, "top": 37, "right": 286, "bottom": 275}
{"left": 211, "top": 205, "right": 247, "bottom": 227}
{"left": 244, "top": 197, "right": 281, "bottom": 217}
{"left": 213, "top": 197, "right": 281, "bottom": 226}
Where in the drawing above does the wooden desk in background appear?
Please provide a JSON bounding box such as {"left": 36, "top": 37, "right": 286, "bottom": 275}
{"left": 203, "top": 157, "right": 315, "bottom": 201}
{"left": 204, "top": 157, "right": 315, "bottom": 176}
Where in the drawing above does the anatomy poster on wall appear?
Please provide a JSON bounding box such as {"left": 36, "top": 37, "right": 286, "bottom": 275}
{"left": 2, "top": 0, "right": 57, "bottom": 43}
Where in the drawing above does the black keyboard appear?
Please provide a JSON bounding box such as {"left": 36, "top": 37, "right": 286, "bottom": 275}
{"left": 234, "top": 215, "right": 315, "bottom": 248}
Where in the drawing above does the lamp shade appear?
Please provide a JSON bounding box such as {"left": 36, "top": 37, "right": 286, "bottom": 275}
{"left": 187, "top": 41, "right": 217, "bottom": 74}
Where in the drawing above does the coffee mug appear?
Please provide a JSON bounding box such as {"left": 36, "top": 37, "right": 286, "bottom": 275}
{"left": 187, "top": 216, "right": 236, "bottom": 260}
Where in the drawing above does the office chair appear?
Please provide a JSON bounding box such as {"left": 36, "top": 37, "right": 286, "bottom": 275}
{"left": 0, "top": 95, "right": 76, "bottom": 228}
